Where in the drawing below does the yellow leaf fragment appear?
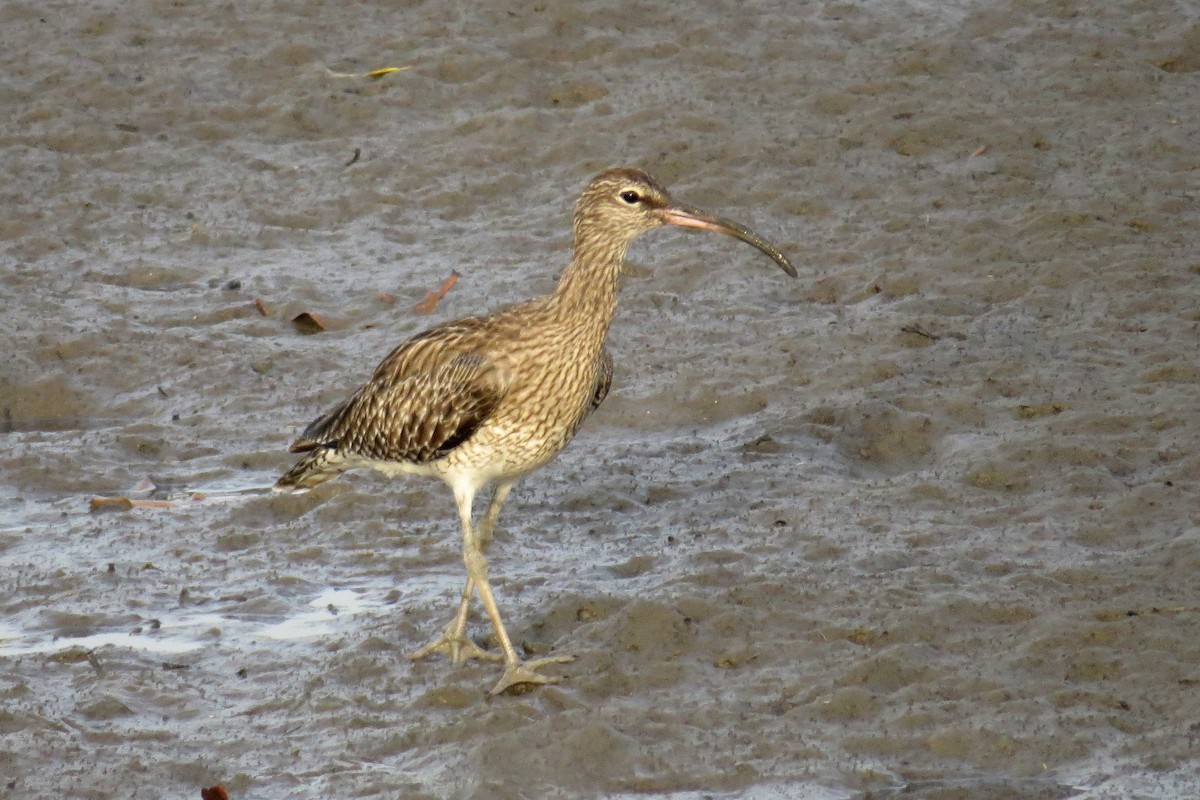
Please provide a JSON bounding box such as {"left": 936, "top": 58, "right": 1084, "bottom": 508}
{"left": 324, "top": 65, "right": 413, "bottom": 80}
{"left": 367, "top": 67, "right": 406, "bottom": 79}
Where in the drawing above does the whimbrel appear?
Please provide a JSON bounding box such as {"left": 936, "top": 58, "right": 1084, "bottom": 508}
{"left": 276, "top": 168, "right": 795, "bottom": 694}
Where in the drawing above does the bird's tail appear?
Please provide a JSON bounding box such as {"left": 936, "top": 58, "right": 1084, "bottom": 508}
{"left": 274, "top": 447, "right": 348, "bottom": 492}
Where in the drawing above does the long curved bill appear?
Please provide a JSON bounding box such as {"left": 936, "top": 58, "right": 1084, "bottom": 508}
{"left": 657, "top": 205, "right": 797, "bottom": 277}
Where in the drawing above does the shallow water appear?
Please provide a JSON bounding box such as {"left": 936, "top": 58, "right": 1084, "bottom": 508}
{"left": 2, "top": 0, "right": 1199, "bottom": 798}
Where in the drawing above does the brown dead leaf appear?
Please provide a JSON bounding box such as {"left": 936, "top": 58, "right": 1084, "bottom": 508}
{"left": 201, "top": 787, "right": 230, "bottom": 800}
{"left": 846, "top": 627, "right": 881, "bottom": 646}
{"left": 899, "top": 323, "right": 939, "bottom": 341}
{"left": 89, "top": 497, "right": 177, "bottom": 513}
{"left": 970, "top": 144, "right": 988, "bottom": 157}
{"left": 253, "top": 298, "right": 269, "bottom": 316}
{"left": 291, "top": 311, "right": 326, "bottom": 334}
{"left": 414, "top": 271, "right": 460, "bottom": 314}
{"left": 90, "top": 497, "right": 134, "bottom": 513}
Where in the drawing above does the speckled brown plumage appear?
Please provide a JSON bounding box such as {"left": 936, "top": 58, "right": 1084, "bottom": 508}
{"left": 276, "top": 167, "right": 795, "bottom": 694}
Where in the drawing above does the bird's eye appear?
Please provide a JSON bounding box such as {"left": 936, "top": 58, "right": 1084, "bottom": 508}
{"left": 619, "top": 190, "right": 640, "bottom": 205}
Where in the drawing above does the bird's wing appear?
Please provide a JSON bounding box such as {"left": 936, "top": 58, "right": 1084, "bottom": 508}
{"left": 588, "top": 347, "right": 613, "bottom": 415}
{"left": 289, "top": 320, "right": 509, "bottom": 464}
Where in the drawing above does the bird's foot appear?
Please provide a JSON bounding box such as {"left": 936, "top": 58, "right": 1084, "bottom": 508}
{"left": 408, "top": 626, "right": 503, "bottom": 665}
{"left": 489, "top": 654, "right": 576, "bottom": 696}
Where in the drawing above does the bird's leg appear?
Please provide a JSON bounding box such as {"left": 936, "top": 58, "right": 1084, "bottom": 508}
{"left": 460, "top": 482, "right": 573, "bottom": 695}
{"left": 407, "top": 481, "right": 516, "bottom": 664}
{"left": 446, "top": 482, "right": 573, "bottom": 695}
{"left": 465, "top": 537, "right": 575, "bottom": 695}
{"left": 409, "top": 481, "right": 572, "bottom": 690}
{"left": 407, "top": 486, "right": 500, "bottom": 665}
{"left": 476, "top": 479, "right": 514, "bottom": 548}
{"left": 407, "top": 577, "right": 498, "bottom": 665}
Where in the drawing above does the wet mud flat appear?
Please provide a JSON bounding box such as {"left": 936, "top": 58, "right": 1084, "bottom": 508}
{"left": 1, "top": 0, "right": 1199, "bottom": 798}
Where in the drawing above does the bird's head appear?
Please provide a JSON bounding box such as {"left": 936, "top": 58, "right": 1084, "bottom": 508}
{"left": 573, "top": 167, "right": 796, "bottom": 277}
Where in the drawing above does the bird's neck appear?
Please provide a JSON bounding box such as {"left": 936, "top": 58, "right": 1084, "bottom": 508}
{"left": 548, "top": 232, "right": 628, "bottom": 333}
